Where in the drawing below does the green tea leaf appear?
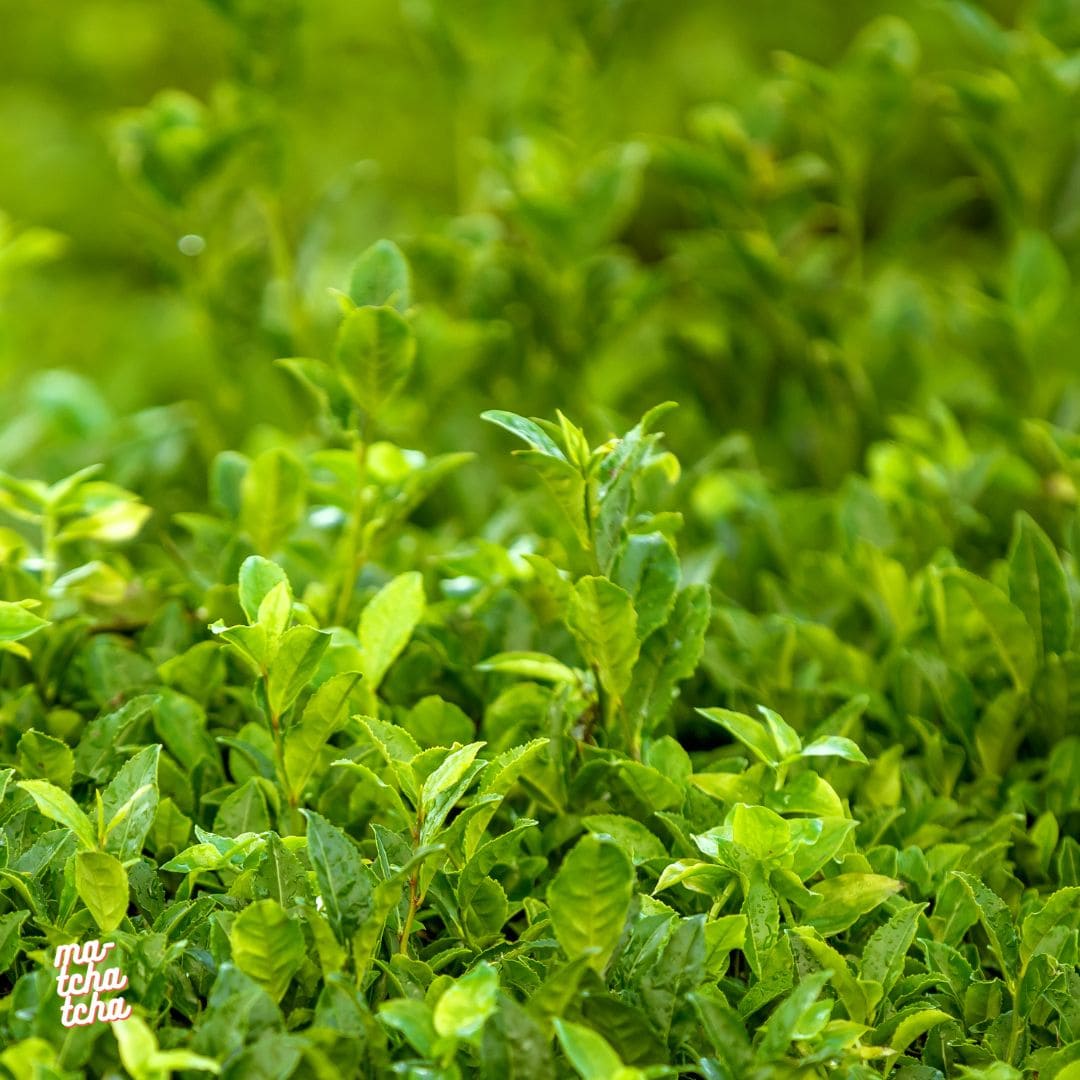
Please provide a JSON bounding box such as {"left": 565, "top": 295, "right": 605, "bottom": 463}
{"left": 0, "top": 911, "right": 27, "bottom": 974}
{"left": 860, "top": 901, "right": 926, "bottom": 1004}
{"left": 433, "top": 962, "right": 498, "bottom": 1039}
{"left": 102, "top": 745, "right": 160, "bottom": 860}
{"left": 743, "top": 863, "right": 780, "bottom": 974}
{"left": 943, "top": 568, "right": 1038, "bottom": 691}
{"left": 567, "top": 576, "right": 639, "bottom": 700}
{"left": 953, "top": 871, "right": 1020, "bottom": 991}
{"left": 803, "top": 874, "right": 904, "bottom": 936}
{"left": 283, "top": 672, "right": 361, "bottom": 801}
{"left": 349, "top": 239, "right": 412, "bottom": 311}
{"left": 213, "top": 777, "right": 271, "bottom": 835}
{"left": 581, "top": 814, "right": 667, "bottom": 865}
{"left": 731, "top": 803, "right": 792, "bottom": 863}
{"left": 253, "top": 834, "right": 309, "bottom": 908}
{"left": 17, "top": 779, "right": 96, "bottom": 850}
{"left": 358, "top": 571, "right": 425, "bottom": 688}
{"left": 334, "top": 305, "right": 416, "bottom": 415}
{"left": 115, "top": 1016, "right": 221, "bottom": 1077}
{"left": 1008, "top": 511, "right": 1073, "bottom": 658}
{"left": 266, "top": 626, "right": 331, "bottom": 718}
{"left": 790, "top": 927, "right": 869, "bottom": 1024}
{"left": 639, "top": 914, "right": 706, "bottom": 1038}
{"left": 276, "top": 357, "right": 353, "bottom": 429}
{"left": 481, "top": 410, "right": 566, "bottom": 460}
{"left": 1020, "top": 886, "right": 1080, "bottom": 966}
{"left": 16, "top": 729, "right": 74, "bottom": 787}
{"left": 697, "top": 707, "right": 779, "bottom": 767}
{"left": 800, "top": 735, "right": 869, "bottom": 764}
{"left": 548, "top": 834, "right": 634, "bottom": 974}
{"left": 758, "top": 970, "right": 834, "bottom": 1058}
{"left": 611, "top": 532, "right": 679, "bottom": 640}
{"left": 56, "top": 499, "right": 150, "bottom": 544}
{"left": 626, "top": 584, "right": 710, "bottom": 734}
{"left": 240, "top": 447, "right": 305, "bottom": 557}
{"left": 230, "top": 899, "right": 305, "bottom": 1002}
{"left": 881, "top": 1009, "right": 952, "bottom": 1076}
{"left": 76, "top": 850, "right": 129, "bottom": 932}
{"left": 420, "top": 741, "right": 484, "bottom": 843}
{"left": 303, "top": 810, "right": 374, "bottom": 943}
{"left": 238, "top": 556, "right": 290, "bottom": 625}
{"left": 0, "top": 601, "right": 48, "bottom": 643}
{"left": 516, "top": 450, "right": 590, "bottom": 546}
{"left": 475, "top": 651, "right": 578, "bottom": 683}
{"left": 553, "top": 1019, "right": 625, "bottom": 1080}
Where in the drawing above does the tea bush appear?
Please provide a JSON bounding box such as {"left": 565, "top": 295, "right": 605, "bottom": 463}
{"left": 2, "top": 2, "right": 1080, "bottom": 1078}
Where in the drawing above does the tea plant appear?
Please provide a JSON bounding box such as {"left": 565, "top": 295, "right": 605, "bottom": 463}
{"left": 2, "top": 3, "right": 1080, "bottom": 1079}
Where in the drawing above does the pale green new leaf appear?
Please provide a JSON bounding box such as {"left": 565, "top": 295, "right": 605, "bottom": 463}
{"left": 800, "top": 735, "right": 869, "bottom": 764}
{"left": 481, "top": 410, "right": 566, "bottom": 460}
{"left": 516, "top": 450, "right": 590, "bottom": 547}
{"left": 266, "top": 626, "right": 331, "bottom": 719}
{"left": 238, "top": 555, "right": 290, "bottom": 625}
{"left": 17, "top": 779, "right": 96, "bottom": 850}
{"left": 475, "top": 651, "right": 578, "bottom": 683}
{"left": 56, "top": 500, "right": 150, "bottom": 544}
{"left": 0, "top": 601, "right": 49, "bottom": 644}
{"left": 553, "top": 1019, "right": 625, "bottom": 1080}
{"left": 75, "top": 851, "right": 129, "bottom": 932}
{"left": 433, "top": 962, "right": 498, "bottom": 1039}
{"left": 697, "top": 707, "right": 778, "bottom": 767}
{"left": 566, "top": 576, "right": 639, "bottom": 699}
{"left": 359, "top": 571, "right": 425, "bottom": 689}
{"left": 882, "top": 1009, "right": 952, "bottom": 1077}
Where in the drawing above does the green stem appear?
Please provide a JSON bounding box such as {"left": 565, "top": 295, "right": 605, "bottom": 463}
{"left": 398, "top": 876, "right": 419, "bottom": 955}
{"left": 261, "top": 193, "right": 312, "bottom": 355}
{"left": 779, "top": 895, "right": 795, "bottom": 927}
{"left": 263, "top": 672, "right": 289, "bottom": 803}
{"left": 591, "top": 666, "right": 607, "bottom": 741}
{"left": 582, "top": 475, "right": 602, "bottom": 577}
{"left": 708, "top": 878, "right": 737, "bottom": 919}
{"left": 334, "top": 430, "right": 369, "bottom": 627}
{"left": 1005, "top": 977, "right": 1025, "bottom": 1065}
{"left": 41, "top": 510, "right": 58, "bottom": 616}
{"left": 623, "top": 698, "right": 641, "bottom": 762}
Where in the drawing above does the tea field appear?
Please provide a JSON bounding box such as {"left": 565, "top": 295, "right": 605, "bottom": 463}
{"left": 1, "top": 2, "right": 1080, "bottom": 1078}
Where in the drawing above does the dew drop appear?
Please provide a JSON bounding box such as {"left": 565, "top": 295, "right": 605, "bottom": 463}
{"left": 178, "top": 233, "right": 205, "bottom": 256}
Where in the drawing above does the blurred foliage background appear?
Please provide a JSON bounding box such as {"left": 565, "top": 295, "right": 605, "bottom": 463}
{"left": 0, "top": 0, "right": 1078, "bottom": 569}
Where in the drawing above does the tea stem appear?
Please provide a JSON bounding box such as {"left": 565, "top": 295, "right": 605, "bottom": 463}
{"left": 334, "top": 428, "right": 369, "bottom": 627}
